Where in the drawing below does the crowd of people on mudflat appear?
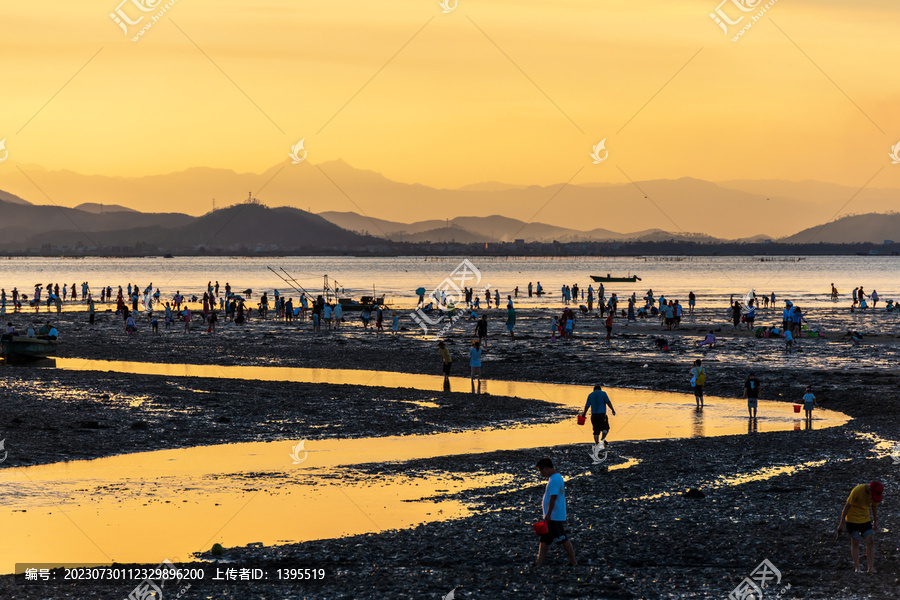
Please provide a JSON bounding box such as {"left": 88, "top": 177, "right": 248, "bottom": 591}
{"left": 2, "top": 278, "right": 892, "bottom": 351}
{"left": 0, "top": 275, "right": 890, "bottom": 575}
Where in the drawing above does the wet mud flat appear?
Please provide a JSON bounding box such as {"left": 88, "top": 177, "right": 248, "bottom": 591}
{"left": 0, "top": 368, "right": 563, "bottom": 468}
{"left": 2, "top": 417, "right": 897, "bottom": 599}
{"left": 50, "top": 303, "right": 900, "bottom": 383}
{"left": 48, "top": 305, "right": 900, "bottom": 421}
{"left": 207, "top": 422, "right": 900, "bottom": 600}
{"left": 1, "top": 308, "right": 899, "bottom": 598}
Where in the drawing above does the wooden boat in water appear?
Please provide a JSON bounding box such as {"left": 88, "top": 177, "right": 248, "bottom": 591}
{"left": 590, "top": 274, "right": 642, "bottom": 283}
{"left": 0, "top": 336, "right": 59, "bottom": 358}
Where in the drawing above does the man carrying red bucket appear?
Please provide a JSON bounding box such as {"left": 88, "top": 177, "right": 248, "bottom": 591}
{"left": 580, "top": 384, "right": 616, "bottom": 449}
{"left": 533, "top": 457, "right": 577, "bottom": 567}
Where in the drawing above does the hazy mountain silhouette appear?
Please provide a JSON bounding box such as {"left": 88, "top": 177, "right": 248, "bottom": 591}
{"left": 12, "top": 203, "right": 381, "bottom": 252}
{"left": 718, "top": 179, "right": 900, "bottom": 212}
{"left": 75, "top": 202, "right": 138, "bottom": 214}
{"left": 321, "top": 212, "right": 720, "bottom": 243}
{"left": 3, "top": 185, "right": 896, "bottom": 252}
{"left": 3, "top": 161, "right": 898, "bottom": 238}
{"left": 0, "top": 198, "right": 193, "bottom": 244}
{"left": 0, "top": 190, "right": 31, "bottom": 205}
{"left": 395, "top": 226, "right": 487, "bottom": 244}
{"left": 167, "top": 204, "right": 378, "bottom": 250}
{"left": 779, "top": 213, "right": 900, "bottom": 245}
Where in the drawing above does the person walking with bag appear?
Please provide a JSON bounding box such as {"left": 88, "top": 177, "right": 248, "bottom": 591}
{"left": 534, "top": 457, "right": 577, "bottom": 567}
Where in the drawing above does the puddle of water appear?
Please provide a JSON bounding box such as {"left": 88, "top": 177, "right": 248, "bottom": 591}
{"left": 0, "top": 359, "right": 851, "bottom": 574}
{"left": 854, "top": 432, "right": 900, "bottom": 461}
{"left": 2, "top": 462, "right": 512, "bottom": 571}
{"left": 52, "top": 358, "right": 851, "bottom": 443}
{"left": 633, "top": 459, "right": 845, "bottom": 501}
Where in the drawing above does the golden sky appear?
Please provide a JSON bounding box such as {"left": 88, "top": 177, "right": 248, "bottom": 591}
{"left": 2, "top": 0, "right": 899, "bottom": 195}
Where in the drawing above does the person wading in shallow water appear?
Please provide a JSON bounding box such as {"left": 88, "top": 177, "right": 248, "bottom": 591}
{"left": 836, "top": 481, "right": 883, "bottom": 573}
{"left": 743, "top": 372, "right": 760, "bottom": 418}
{"left": 690, "top": 359, "right": 706, "bottom": 408}
{"left": 534, "top": 457, "right": 577, "bottom": 567}
{"left": 438, "top": 341, "right": 452, "bottom": 391}
{"left": 581, "top": 384, "right": 616, "bottom": 448}
{"left": 469, "top": 339, "right": 483, "bottom": 395}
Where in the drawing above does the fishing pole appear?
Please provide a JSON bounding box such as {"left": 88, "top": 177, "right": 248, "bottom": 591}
{"left": 279, "top": 267, "right": 317, "bottom": 300}
{"left": 267, "top": 266, "right": 311, "bottom": 300}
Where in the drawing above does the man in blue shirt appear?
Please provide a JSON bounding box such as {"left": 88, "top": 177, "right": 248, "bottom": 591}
{"left": 581, "top": 385, "right": 616, "bottom": 447}
{"left": 534, "top": 457, "right": 577, "bottom": 567}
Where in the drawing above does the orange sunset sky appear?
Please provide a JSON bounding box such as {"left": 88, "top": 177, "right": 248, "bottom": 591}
{"left": 1, "top": 1, "right": 899, "bottom": 203}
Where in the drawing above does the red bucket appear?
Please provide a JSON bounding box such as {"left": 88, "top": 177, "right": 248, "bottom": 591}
{"left": 533, "top": 520, "right": 549, "bottom": 535}
{"left": 577, "top": 415, "right": 586, "bottom": 425}
{"left": 793, "top": 404, "right": 802, "bottom": 413}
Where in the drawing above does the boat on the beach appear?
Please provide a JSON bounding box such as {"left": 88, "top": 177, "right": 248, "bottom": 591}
{"left": 337, "top": 295, "right": 386, "bottom": 311}
{"left": 324, "top": 274, "right": 386, "bottom": 310}
{"left": 0, "top": 336, "right": 59, "bottom": 359}
{"left": 590, "top": 274, "right": 642, "bottom": 283}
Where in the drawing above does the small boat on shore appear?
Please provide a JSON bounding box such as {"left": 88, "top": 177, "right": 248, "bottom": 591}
{"left": 0, "top": 336, "right": 59, "bottom": 359}
{"left": 338, "top": 296, "right": 386, "bottom": 311}
{"left": 590, "top": 274, "right": 642, "bottom": 283}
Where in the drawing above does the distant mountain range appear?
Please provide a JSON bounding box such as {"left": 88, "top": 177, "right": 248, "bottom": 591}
{"left": 0, "top": 183, "right": 897, "bottom": 253}
{"left": 781, "top": 213, "right": 900, "bottom": 245}
{"left": 74, "top": 203, "right": 138, "bottom": 214}
{"left": 0, "top": 199, "right": 192, "bottom": 245}
{"left": 1, "top": 161, "right": 897, "bottom": 239}
{"left": 319, "top": 211, "right": 720, "bottom": 243}
{"left": 0, "top": 198, "right": 380, "bottom": 252}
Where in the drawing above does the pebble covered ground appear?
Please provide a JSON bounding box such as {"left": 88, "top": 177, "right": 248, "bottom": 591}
{"left": 1, "top": 303, "right": 898, "bottom": 598}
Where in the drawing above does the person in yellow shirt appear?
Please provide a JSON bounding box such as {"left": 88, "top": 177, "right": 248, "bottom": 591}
{"left": 836, "top": 481, "right": 883, "bottom": 573}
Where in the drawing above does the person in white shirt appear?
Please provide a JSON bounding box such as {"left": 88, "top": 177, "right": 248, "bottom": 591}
{"left": 534, "top": 457, "right": 577, "bottom": 567}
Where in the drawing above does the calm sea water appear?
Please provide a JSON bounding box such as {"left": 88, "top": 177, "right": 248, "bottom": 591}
{"left": 0, "top": 255, "right": 897, "bottom": 308}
